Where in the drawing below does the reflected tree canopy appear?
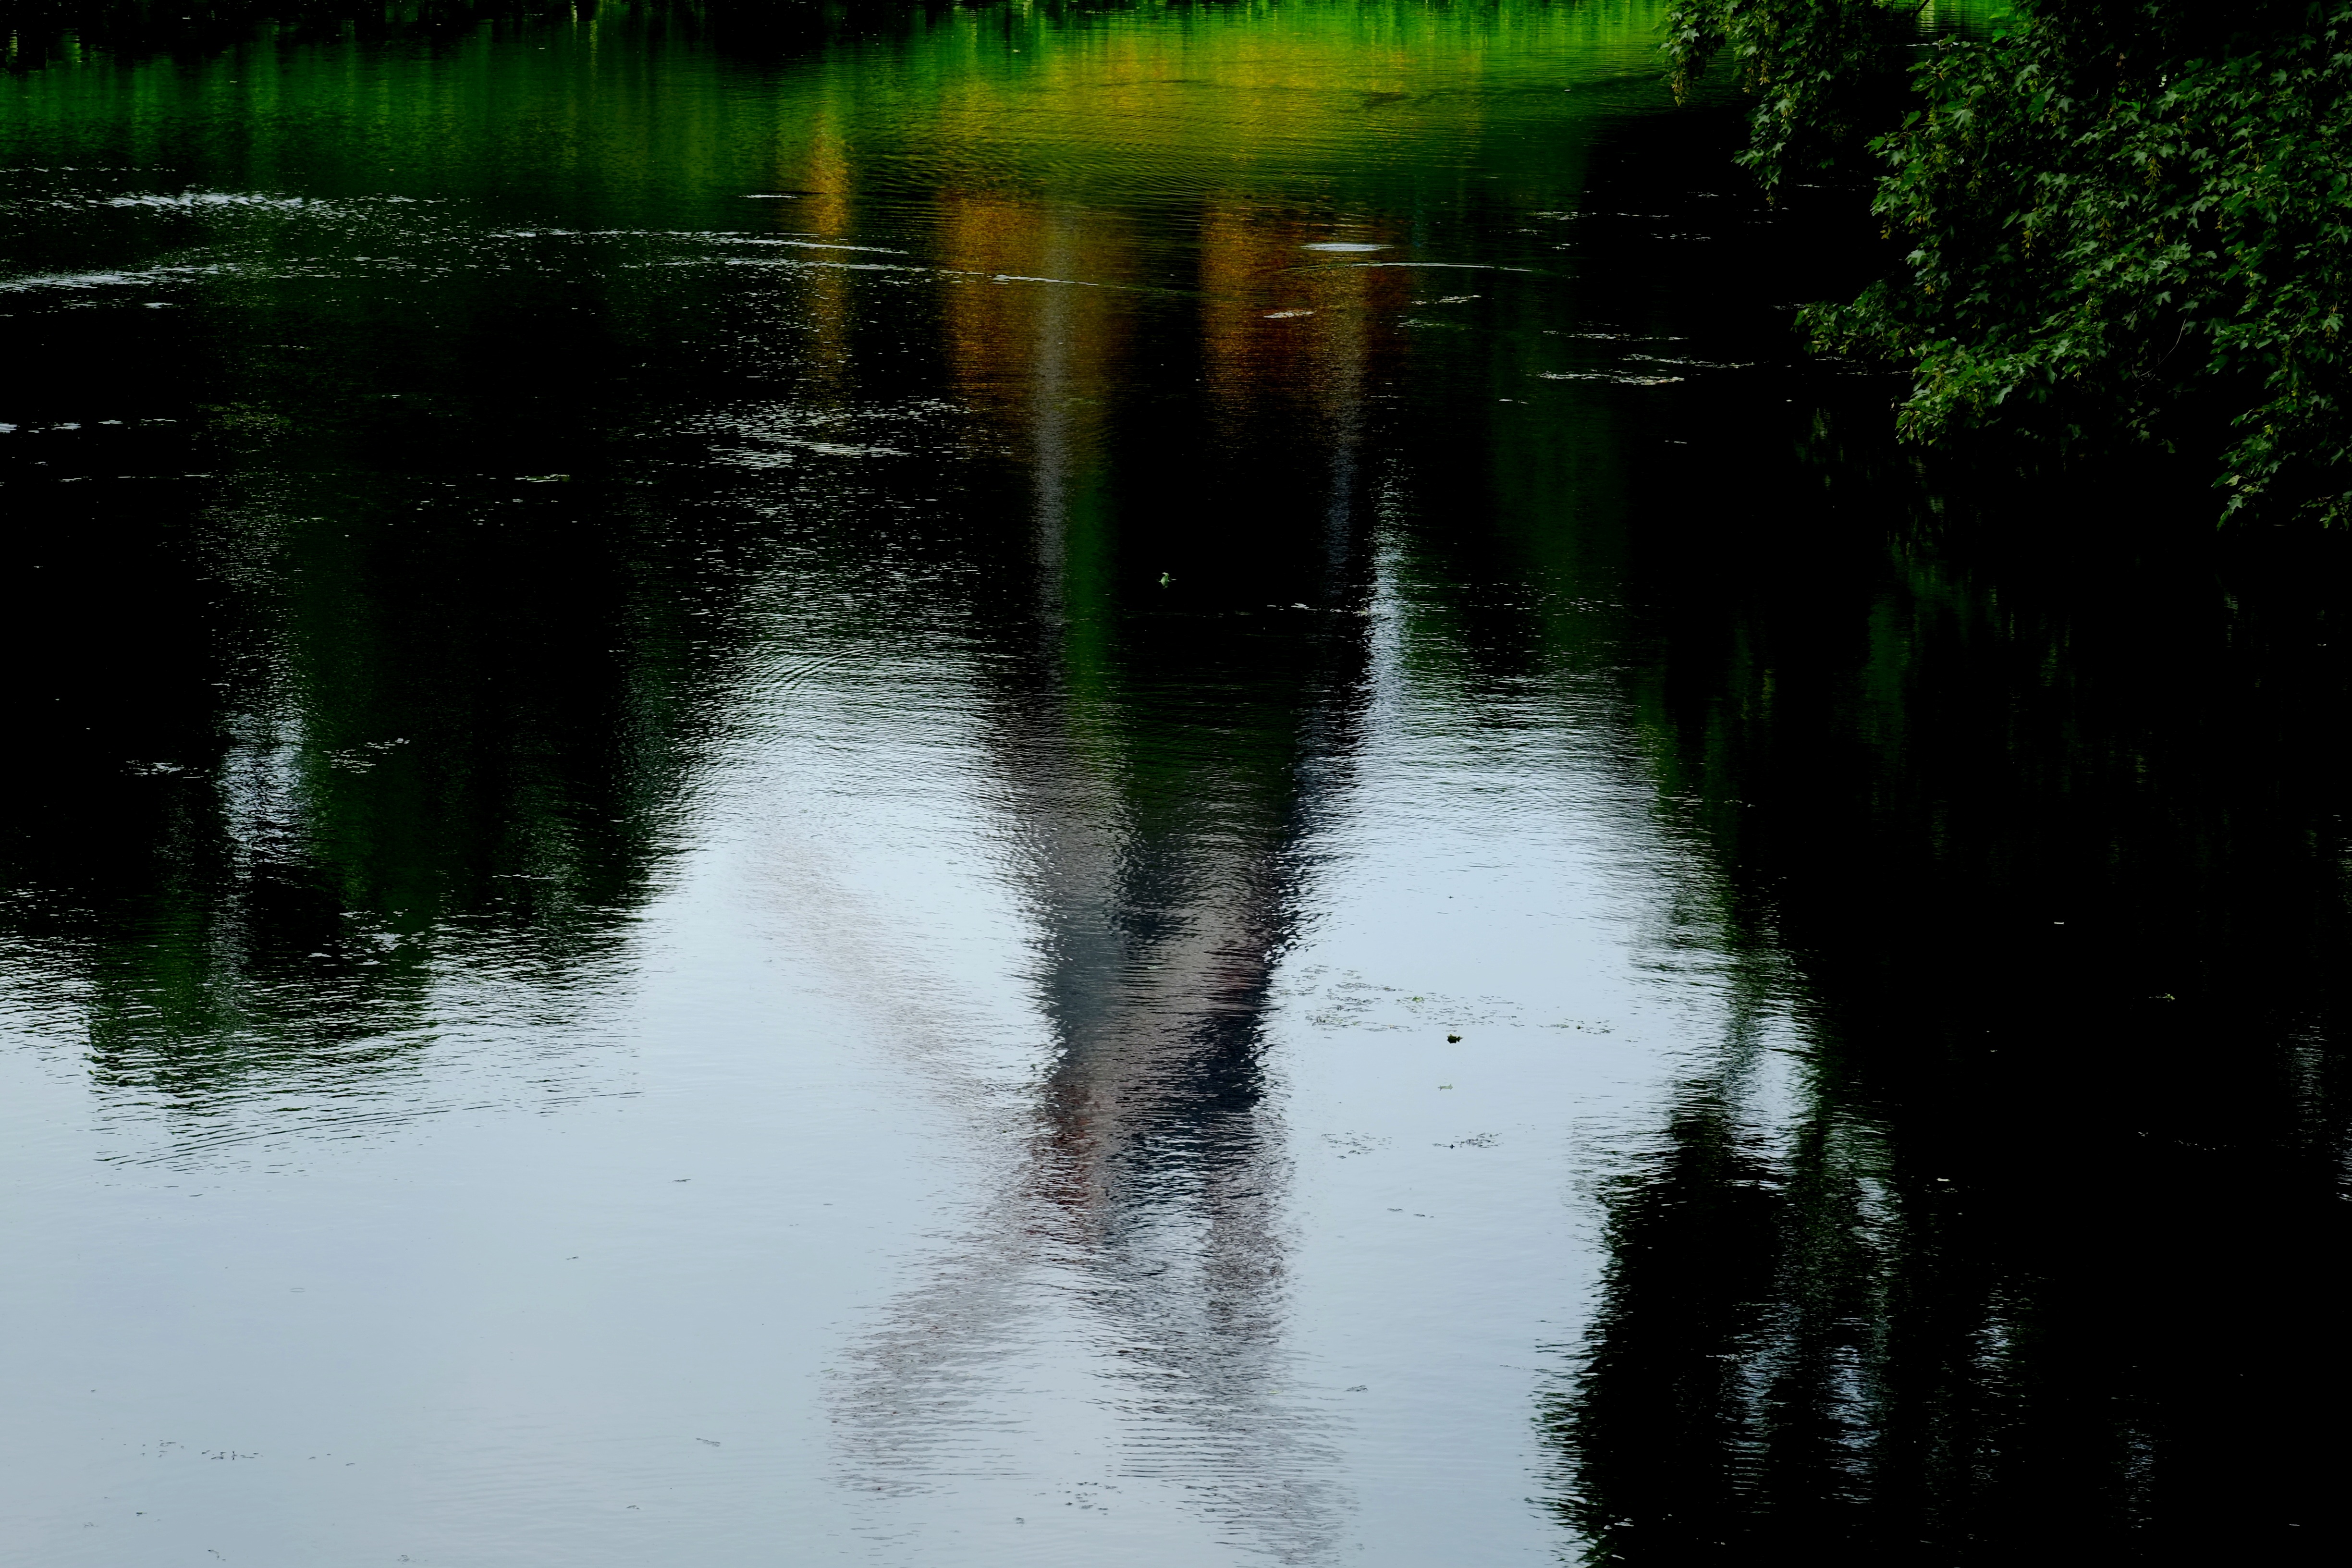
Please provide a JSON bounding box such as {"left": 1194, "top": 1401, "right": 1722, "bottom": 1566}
{"left": 1548, "top": 479, "right": 2352, "bottom": 1560}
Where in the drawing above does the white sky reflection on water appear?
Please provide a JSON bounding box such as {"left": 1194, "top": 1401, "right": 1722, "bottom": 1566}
{"left": 0, "top": 2, "right": 1862, "bottom": 1561}
{"left": 0, "top": 513, "right": 1802, "bottom": 1567}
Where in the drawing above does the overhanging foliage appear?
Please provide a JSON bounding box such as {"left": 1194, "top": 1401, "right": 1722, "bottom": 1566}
{"left": 1671, "top": 0, "right": 2352, "bottom": 524}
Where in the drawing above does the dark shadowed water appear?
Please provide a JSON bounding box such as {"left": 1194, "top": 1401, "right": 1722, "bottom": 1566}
{"left": 3, "top": 3, "right": 2349, "bottom": 1564}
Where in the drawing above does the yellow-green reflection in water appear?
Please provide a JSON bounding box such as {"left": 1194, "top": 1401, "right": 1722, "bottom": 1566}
{"left": 10, "top": 1, "right": 1673, "bottom": 208}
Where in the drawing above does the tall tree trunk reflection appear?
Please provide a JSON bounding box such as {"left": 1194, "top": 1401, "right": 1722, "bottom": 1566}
{"left": 830, "top": 195, "right": 1384, "bottom": 1559}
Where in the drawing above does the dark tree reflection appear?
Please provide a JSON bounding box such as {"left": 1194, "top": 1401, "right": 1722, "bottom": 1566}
{"left": 827, "top": 196, "right": 1386, "bottom": 1559}
{"left": 1549, "top": 473, "right": 2352, "bottom": 1563}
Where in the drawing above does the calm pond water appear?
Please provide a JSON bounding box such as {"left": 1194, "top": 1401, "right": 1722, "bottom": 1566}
{"left": 3, "top": 2, "right": 2350, "bottom": 1564}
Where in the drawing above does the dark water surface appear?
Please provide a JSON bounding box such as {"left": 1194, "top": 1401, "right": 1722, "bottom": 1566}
{"left": 4, "top": 3, "right": 2350, "bottom": 1563}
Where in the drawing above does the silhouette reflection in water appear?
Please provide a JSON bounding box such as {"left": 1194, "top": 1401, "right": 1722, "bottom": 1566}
{"left": 831, "top": 193, "right": 1386, "bottom": 1558}
{"left": 1546, "top": 489, "right": 2352, "bottom": 1563}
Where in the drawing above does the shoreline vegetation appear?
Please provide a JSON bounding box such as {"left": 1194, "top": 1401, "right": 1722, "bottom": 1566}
{"left": 1671, "top": 0, "right": 2352, "bottom": 524}
{"left": 12, "top": 0, "right": 2347, "bottom": 526}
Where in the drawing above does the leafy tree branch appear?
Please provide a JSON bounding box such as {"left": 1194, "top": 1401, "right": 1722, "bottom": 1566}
{"left": 1670, "top": 0, "right": 2352, "bottom": 524}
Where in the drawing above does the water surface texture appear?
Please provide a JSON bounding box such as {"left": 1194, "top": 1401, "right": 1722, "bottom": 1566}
{"left": 3, "top": 3, "right": 2349, "bottom": 1564}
